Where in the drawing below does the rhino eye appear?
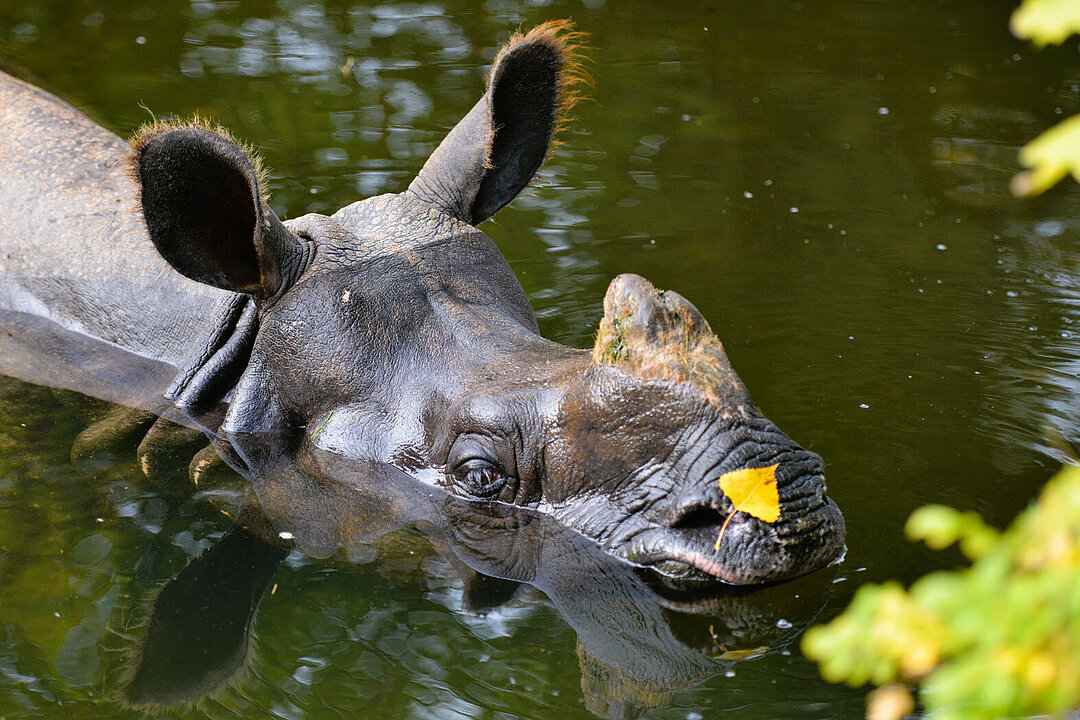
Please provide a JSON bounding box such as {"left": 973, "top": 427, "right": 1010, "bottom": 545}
{"left": 456, "top": 459, "right": 508, "bottom": 499}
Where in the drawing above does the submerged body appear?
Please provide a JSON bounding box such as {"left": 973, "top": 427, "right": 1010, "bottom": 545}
{"left": 0, "top": 23, "right": 844, "bottom": 583}
{"left": 0, "top": 70, "right": 234, "bottom": 411}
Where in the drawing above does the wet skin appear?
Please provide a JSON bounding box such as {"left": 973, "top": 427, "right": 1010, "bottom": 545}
{"left": 0, "top": 22, "right": 844, "bottom": 583}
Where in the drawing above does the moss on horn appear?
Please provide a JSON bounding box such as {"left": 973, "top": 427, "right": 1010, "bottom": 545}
{"left": 591, "top": 274, "right": 743, "bottom": 406}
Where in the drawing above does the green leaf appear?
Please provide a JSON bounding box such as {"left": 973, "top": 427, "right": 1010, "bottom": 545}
{"left": 905, "top": 505, "right": 999, "bottom": 559}
{"left": 905, "top": 505, "right": 965, "bottom": 549}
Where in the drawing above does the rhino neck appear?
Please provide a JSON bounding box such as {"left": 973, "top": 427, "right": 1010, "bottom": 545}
{"left": 164, "top": 292, "right": 259, "bottom": 432}
{"left": 0, "top": 71, "right": 254, "bottom": 411}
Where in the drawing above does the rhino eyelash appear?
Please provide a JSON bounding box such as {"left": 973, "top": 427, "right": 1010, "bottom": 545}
{"left": 457, "top": 460, "right": 509, "bottom": 498}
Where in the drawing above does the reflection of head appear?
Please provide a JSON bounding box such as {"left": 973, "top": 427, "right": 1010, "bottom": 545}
{"left": 429, "top": 475, "right": 836, "bottom": 718}
{"left": 578, "top": 641, "right": 681, "bottom": 720}
{"left": 124, "top": 449, "right": 834, "bottom": 716}
{"left": 570, "top": 570, "right": 835, "bottom": 719}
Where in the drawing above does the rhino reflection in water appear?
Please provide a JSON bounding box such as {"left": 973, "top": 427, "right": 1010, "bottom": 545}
{"left": 0, "top": 22, "right": 843, "bottom": 583}
{"left": 125, "top": 445, "right": 837, "bottom": 718}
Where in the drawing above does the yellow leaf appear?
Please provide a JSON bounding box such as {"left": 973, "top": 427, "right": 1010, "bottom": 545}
{"left": 720, "top": 465, "right": 781, "bottom": 522}
{"left": 1011, "top": 0, "right": 1080, "bottom": 47}
{"left": 715, "top": 646, "right": 770, "bottom": 661}
{"left": 866, "top": 685, "right": 915, "bottom": 720}
{"left": 1013, "top": 114, "right": 1080, "bottom": 196}
{"left": 714, "top": 464, "right": 780, "bottom": 551}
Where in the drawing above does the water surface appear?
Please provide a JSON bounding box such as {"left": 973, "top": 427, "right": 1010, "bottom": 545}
{"left": 2, "top": 1, "right": 1080, "bottom": 718}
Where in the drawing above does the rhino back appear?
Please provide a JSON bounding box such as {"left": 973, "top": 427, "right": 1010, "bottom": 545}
{"left": 0, "top": 71, "right": 233, "bottom": 374}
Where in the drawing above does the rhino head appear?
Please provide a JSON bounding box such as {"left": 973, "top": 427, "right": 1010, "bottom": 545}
{"left": 130, "top": 22, "right": 844, "bottom": 584}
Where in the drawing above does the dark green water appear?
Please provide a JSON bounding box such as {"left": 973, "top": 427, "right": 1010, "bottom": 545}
{"left": 3, "top": 1, "right": 1080, "bottom": 718}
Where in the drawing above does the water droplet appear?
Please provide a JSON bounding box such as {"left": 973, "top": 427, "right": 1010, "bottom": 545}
{"left": 877, "top": 106, "right": 889, "bottom": 115}
{"left": 135, "top": 35, "right": 146, "bottom": 45}
{"left": 936, "top": 243, "right": 947, "bottom": 251}
{"left": 859, "top": 403, "right": 869, "bottom": 409}
{"left": 1035, "top": 220, "right": 1065, "bottom": 238}
{"left": 776, "top": 618, "right": 793, "bottom": 629}
{"left": 743, "top": 191, "right": 753, "bottom": 199}
{"left": 790, "top": 207, "right": 799, "bottom": 213}
{"left": 279, "top": 531, "right": 294, "bottom": 540}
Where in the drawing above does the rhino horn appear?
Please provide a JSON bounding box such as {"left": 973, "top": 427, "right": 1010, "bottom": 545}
{"left": 591, "top": 274, "right": 747, "bottom": 406}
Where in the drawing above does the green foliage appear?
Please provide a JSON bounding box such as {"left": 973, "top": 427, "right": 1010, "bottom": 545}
{"left": 804, "top": 6, "right": 1080, "bottom": 715}
{"left": 905, "top": 505, "right": 999, "bottom": 559}
{"left": 802, "top": 464, "right": 1080, "bottom": 720}
{"left": 1010, "top": 0, "right": 1080, "bottom": 196}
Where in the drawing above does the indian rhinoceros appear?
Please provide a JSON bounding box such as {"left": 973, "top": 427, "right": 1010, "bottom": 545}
{"left": 0, "top": 21, "right": 844, "bottom": 583}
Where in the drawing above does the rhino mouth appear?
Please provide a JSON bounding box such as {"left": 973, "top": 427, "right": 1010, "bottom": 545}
{"left": 621, "top": 478, "right": 846, "bottom": 585}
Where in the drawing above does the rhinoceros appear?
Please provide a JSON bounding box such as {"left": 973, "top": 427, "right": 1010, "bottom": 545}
{"left": 0, "top": 21, "right": 843, "bottom": 584}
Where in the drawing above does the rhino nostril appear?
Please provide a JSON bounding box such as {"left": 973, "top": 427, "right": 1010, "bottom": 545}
{"left": 670, "top": 506, "right": 728, "bottom": 531}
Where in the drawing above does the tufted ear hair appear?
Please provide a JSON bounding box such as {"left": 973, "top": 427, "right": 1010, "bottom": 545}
{"left": 407, "top": 20, "right": 589, "bottom": 225}
{"left": 130, "top": 122, "right": 307, "bottom": 301}
{"left": 592, "top": 274, "right": 750, "bottom": 406}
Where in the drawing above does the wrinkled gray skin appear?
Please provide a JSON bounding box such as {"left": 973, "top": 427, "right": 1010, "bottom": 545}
{"left": 0, "top": 27, "right": 844, "bottom": 584}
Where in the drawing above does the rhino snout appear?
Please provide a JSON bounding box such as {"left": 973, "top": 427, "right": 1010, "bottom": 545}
{"left": 624, "top": 455, "right": 845, "bottom": 584}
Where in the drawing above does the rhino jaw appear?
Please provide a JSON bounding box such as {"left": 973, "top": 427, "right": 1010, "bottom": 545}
{"left": 624, "top": 493, "right": 846, "bottom": 585}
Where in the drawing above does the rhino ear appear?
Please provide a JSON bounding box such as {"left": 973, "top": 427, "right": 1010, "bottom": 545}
{"left": 592, "top": 274, "right": 750, "bottom": 406}
{"left": 407, "top": 20, "right": 589, "bottom": 225}
{"left": 131, "top": 124, "right": 305, "bottom": 300}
